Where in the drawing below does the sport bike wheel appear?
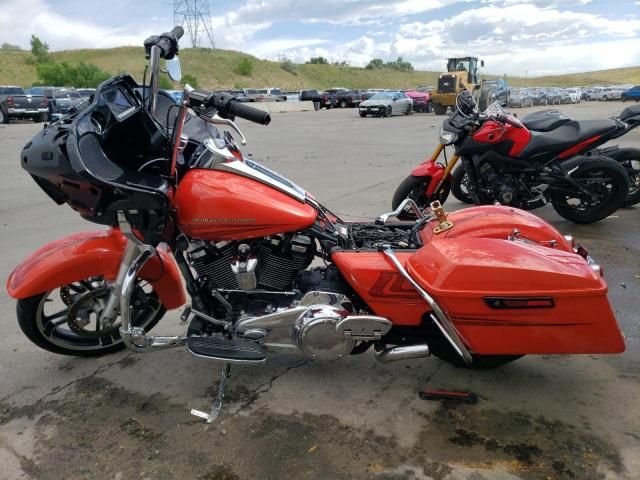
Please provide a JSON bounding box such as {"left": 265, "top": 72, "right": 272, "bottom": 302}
{"left": 451, "top": 166, "right": 474, "bottom": 204}
{"left": 391, "top": 175, "right": 450, "bottom": 220}
{"left": 551, "top": 157, "right": 629, "bottom": 223}
{"left": 16, "top": 276, "right": 165, "bottom": 356}
{"left": 615, "top": 151, "right": 640, "bottom": 207}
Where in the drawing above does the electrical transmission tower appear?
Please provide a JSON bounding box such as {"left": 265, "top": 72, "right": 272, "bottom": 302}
{"left": 173, "top": 0, "right": 215, "bottom": 49}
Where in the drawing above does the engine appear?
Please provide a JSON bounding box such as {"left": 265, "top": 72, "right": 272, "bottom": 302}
{"left": 477, "top": 162, "right": 547, "bottom": 210}
{"left": 187, "top": 233, "right": 315, "bottom": 292}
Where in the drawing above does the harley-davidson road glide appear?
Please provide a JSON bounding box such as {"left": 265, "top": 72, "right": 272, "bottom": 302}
{"left": 6, "top": 28, "right": 625, "bottom": 422}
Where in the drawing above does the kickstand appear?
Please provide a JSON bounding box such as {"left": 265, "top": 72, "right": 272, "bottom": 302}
{"left": 191, "top": 363, "right": 231, "bottom": 423}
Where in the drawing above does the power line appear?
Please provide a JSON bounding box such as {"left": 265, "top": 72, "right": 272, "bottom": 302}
{"left": 173, "top": 0, "right": 215, "bottom": 49}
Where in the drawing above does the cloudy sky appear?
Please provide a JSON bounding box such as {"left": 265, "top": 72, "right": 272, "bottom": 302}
{"left": 1, "top": 0, "right": 639, "bottom": 76}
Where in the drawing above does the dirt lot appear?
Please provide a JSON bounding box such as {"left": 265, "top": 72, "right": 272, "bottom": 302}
{"left": 0, "top": 101, "right": 638, "bottom": 480}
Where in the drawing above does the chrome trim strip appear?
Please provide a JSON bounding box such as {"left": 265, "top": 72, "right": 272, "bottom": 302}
{"left": 214, "top": 159, "right": 307, "bottom": 202}
{"left": 374, "top": 344, "right": 431, "bottom": 363}
{"left": 382, "top": 247, "right": 473, "bottom": 364}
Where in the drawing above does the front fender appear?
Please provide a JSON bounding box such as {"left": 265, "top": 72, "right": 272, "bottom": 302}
{"left": 6, "top": 229, "right": 186, "bottom": 310}
{"left": 411, "top": 160, "right": 447, "bottom": 196}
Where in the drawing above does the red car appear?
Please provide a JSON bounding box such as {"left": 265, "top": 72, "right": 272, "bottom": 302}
{"left": 405, "top": 90, "right": 431, "bottom": 112}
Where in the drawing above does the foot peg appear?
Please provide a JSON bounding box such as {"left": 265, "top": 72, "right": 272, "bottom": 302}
{"left": 191, "top": 363, "right": 230, "bottom": 423}
{"left": 186, "top": 336, "right": 266, "bottom": 364}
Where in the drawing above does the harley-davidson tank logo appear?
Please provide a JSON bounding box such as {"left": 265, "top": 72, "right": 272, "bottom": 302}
{"left": 192, "top": 218, "right": 256, "bottom": 223}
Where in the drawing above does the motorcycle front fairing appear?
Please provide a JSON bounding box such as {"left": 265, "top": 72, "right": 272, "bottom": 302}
{"left": 333, "top": 205, "right": 625, "bottom": 356}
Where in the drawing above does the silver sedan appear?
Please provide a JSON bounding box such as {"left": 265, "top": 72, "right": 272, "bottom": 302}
{"left": 359, "top": 92, "right": 413, "bottom": 117}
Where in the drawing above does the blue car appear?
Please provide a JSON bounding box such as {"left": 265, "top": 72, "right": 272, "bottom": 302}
{"left": 622, "top": 86, "right": 640, "bottom": 102}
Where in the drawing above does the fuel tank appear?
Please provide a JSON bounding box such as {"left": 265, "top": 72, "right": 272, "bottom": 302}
{"left": 175, "top": 169, "right": 317, "bottom": 240}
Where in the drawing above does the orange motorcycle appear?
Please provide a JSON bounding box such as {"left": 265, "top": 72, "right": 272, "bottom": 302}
{"left": 6, "top": 28, "right": 625, "bottom": 422}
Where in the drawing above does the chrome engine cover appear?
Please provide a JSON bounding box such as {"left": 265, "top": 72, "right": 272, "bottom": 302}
{"left": 292, "top": 305, "right": 353, "bottom": 360}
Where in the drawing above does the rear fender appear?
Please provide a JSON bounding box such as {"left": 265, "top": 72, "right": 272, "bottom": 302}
{"left": 410, "top": 160, "right": 447, "bottom": 196}
{"left": 6, "top": 229, "right": 186, "bottom": 309}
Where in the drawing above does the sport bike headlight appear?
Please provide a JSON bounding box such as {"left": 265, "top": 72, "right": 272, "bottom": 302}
{"left": 439, "top": 128, "right": 458, "bottom": 146}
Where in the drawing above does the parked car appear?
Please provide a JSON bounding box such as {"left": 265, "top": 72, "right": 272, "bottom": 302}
{"left": 557, "top": 89, "right": 572, "bottom": 104}
{"left": 581, "top": 87, "right": 595, "bottom": 100}
{"left": 243, "top": 88, "right": 284, "bottom": 102}
{"left": 590, "top": 87, "right": 624, "bottom": 101}
{"left": 529, "top": 88, "right": 548, "bottom": 106}
{"left": 622, "top": 85, "right": 640, "bottom": 102}
{"left": 335, "top": 90, "right": 367, "bottom": 108}
{"left": 405, "top": 90, "right": 431, "bottom": 112}
{"left": 165, "top": 90, "right": 184, "bottom": 103}
{"left": 299, "top": 89, "right": 321, "bottom": 101}
{"left": 0, "top": 86, "right": 48, "bottom": 123}
{"left": 76, "top": 88, "right": 96, "bottom": 99}
{"left": 507, "top": 88, "right": 534, "bottom": 107}
{"left": 359, "top": 91, "right": 412, "bottom": 117}
{"left": 283, "top": 91, "right": 299, "bottom": 102}
{"left": 26, "top": 86, "right": 85, "bottom": 119}
{"left": 479, "top": 78, "right": 510, "bottom": 108}
{"left": 543, "top": 87, "right": 563, "bottom": 105}
{"left": 310, "top": 91, "right": 337, "bottom": 109}
{"left": 563, "top": 88, "right": 581, "bottom": 103}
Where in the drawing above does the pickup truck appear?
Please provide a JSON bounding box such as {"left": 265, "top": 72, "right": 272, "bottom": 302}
{"left": 0, "top": 86, "right": 48, "bottom": 124}
{"left": 243, "top": 88, "right": 285, "bottom": 102}
{"left": 25, "top": 86, "right": 85, "bottom": 120}
{"left": 335, "top": 89, "right": 369, "bottom": 108}
{"left": 299, "top": 90, "right": 336, "bottom": 109}
{"left": 622, "top": 85, "right": 640, "bottom": 102}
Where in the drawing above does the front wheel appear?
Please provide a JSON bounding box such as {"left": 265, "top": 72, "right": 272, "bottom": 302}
{"left": 391, "top": 175, "right": 450, "bottom": 220}
{"left": 451, "top": 166, "right": 474, "bottom": 204}
{"left": 385, "top": 105, "right": 392, "bottom": 117}
{"left": 340, "top": 100, "right": 347, "bottom": 108}
{"left": 433, "top": 103, "right": 447, "bottom": 115}
{"left": 16, "top": 277, "right": 165, "bottom": 356}
{"left": 551, "top": 157, "right": 629, "bottom": 223}
{"left": 359, "top": 111, "right": 367, "bottom": 117}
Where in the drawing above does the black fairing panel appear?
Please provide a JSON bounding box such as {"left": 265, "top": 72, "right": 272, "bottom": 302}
{"left": 620, "top": 105, "right": 640, "bottom": 123}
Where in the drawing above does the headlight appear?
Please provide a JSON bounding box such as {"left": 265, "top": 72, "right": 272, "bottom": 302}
{"left": 439, "top": 127, "right": 458, "bottom": 145}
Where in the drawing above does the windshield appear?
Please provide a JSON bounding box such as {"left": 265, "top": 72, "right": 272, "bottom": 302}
{"left": 56, "top": 89, "right": 81, "bottom": 98}
{"left": 0, "top": 87, "right": 24, "bottom": 95}
{"left": 370, "top": 93, "right": 394, "bottom": 100}
{"left": 447, "top": 58, "right": 475, "bottom": 72}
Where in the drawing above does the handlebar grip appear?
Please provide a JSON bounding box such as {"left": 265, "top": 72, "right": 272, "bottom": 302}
{"left": 172, "top": 26, "right": 184, "bottom": 40}
{"left": 227, "top": 101, "right": 271, "bottom": 126}
{"left": 497, "top": 114, "right": 523, "bottom": 128}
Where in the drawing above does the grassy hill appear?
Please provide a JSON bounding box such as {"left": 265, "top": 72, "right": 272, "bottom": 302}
{"left": 0, "top": 46, "right": 638, "bottom": 90}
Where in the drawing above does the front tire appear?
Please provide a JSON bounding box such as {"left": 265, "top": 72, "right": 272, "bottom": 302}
{"left": 359, "top": 111, "right": 367, "bottom": 117}
{"left": 451, "top": 166, "right": 474, "bottom": 204}
{"left": 16, "top": 278, "right": 165, "bottom": 356}
{"left": 340, "top": 100, "right": 347, "bottom": 108}
{"left": 391, "top": 175, "right": 450, "bottom": 220}
{"left": 385, "top": 105, "right": 392, "bottom": 117}
{"left": 551, "top": 157, "right": 629, "bottom": 223}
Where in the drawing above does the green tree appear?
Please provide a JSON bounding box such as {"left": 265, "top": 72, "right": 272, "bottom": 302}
{"left": 365, "top": 58, "right": 384, "bottom": 70}
{"left": 280, "top": 59, "right": 297, "bottom": 75}
{"left": 235, "top": 58, "right": 253, "bottom": 76}
{"left": 1, "top": 42, "right": 21, "bottom": 50}
{"left": 30, "top": 34, "right": 50, "bottom": 63}
{"left": 181, "top": 73, "right": 199, "bottom": 88}
{"left": 36, "top": 61, "right": 110, "bottom": 87}
{"left": 306, "top": 56, "right": 329, "bottom": 65}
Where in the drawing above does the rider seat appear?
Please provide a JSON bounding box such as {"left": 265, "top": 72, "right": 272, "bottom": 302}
{"left": 519, "top": 119, "right": 619, "bottom": 158}
{"left": 521, "top": 109, "right": 571, "bottom": 132}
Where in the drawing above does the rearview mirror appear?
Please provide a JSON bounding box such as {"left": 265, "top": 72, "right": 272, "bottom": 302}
{"left": 166, "top": 56, "right": 182, "bottom": 82}
{"left": 481, "top": 60, "right": 485, "bottom": 68}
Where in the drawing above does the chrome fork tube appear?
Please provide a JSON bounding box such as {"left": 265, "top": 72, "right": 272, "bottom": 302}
{"left": 100, "top": 240, "right": 139, "bottom": 325}
{"left": 382, "top": 247, "right": 473, "bottom": 365}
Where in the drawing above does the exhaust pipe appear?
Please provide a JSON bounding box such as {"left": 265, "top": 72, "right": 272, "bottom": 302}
{"left": 374, "top": 344, "right": 431, "bottom": 363}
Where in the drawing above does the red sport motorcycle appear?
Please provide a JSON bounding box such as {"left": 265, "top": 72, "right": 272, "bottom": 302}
{"left": 393, "top": 92, "right": 639, "bottom": 222}
{"left": 6, "top": 28, "right": 625, "bottom": 422}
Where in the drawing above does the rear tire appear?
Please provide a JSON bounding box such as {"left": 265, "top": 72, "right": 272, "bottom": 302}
{"left": 609, "top": 148, "right": 640, "bottom": 207}
{"left": 451, "top": 166, "right": 474, "bottom": 204}
{"left": 551, "top": 157, "right": 629, "bottom": 223}
{"left": 391, "top": 175, "right": 450, "bottom": 220}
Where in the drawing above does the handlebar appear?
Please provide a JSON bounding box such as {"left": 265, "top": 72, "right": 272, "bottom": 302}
{"left": 144, "top": 26, "right": 184, "bottom": 60}
{"left": 187, "top": 89, "right": 271, "bottom": 126}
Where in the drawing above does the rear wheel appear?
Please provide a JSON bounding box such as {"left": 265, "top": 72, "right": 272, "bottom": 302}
{"left": 551, "top": 157, "right": 629, "bottom": 223}
{"left": 451, "top": 166, "right": 474, "bottom": 204}
{"left": 391, "top": 175, "right": 450, "bottom": 220}
{"left": 16, "top": 276, "right": 165, "bottom": 356}
{"left": 433, "top": 103, "right": 447, "bottom": 115}
{"left": 612, "top": 149, "right": 640, "bottom": 207}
